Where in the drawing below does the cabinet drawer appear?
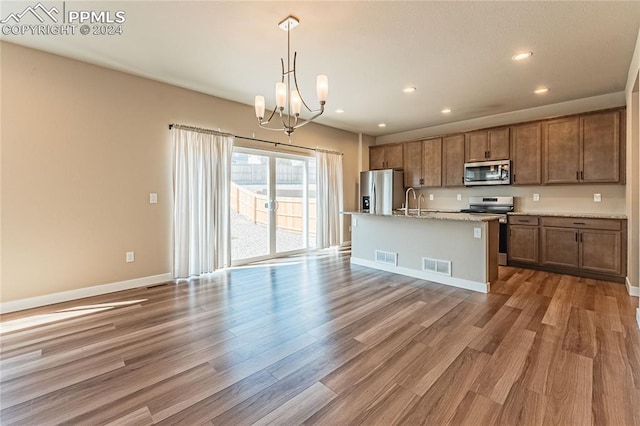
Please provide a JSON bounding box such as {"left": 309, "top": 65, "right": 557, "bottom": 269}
{"left": 508, "top": 215, "right": 539, "bottom": 226}
{"left": 540, "top": 217, "right": 622, "bottom": 231}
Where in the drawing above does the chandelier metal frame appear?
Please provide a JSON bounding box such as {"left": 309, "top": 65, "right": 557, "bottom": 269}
{"left": 254, "top": 15, "right": 327, "bottom": 137}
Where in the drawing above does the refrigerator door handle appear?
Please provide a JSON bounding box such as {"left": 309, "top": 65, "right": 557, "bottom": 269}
{"left": 371, "top": 183, "right": 376, "bottom": 214}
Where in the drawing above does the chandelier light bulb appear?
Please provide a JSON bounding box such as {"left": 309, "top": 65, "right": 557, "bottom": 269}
{"left": 291, "top": 90, "right": 302, "bottom": 115}
{"left": 316, "top": 75, "right": 328, "bottom": 103}
{"left": 275, "top": 82, "right": 287, "bottom": 109}
{"left": 254, "top": 96, "right": 265, "bottom": 119}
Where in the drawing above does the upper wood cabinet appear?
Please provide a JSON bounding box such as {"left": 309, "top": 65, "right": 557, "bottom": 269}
{"left": 403, "top": 141, "right": 423, "bottom": 187}
{"left": 369, "top": 145, "right": 385, "bottom": 170}
{"left": 422, "top": 138, "right": 442, "bottom": 187}
{"left": 543, "top": 110, "right": 622, "bottom": 184}
{"left": 511, "top": 122, "right": 542, "bottom": 185}
{"left": 443, "top": 134, "right": 465, "bottom": 187}
{"left": 370, "top": 143, "right": 404, "bottom": 170}
{"left": 402, "top": 139, "right": 442, "bottom": 188}
{"left": 465, "top": 128, "right": 510, "bottom": 162}
{"left": 370, "top": 107, "right": 623, "bottom": 188}
{"left": 543, "top": 117, "right": 580, "bottom": 184}
{"left": 581, "top": 111, "right": 621, "bottom": 183}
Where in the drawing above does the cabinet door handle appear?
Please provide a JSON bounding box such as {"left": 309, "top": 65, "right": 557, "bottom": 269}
{"left": 579, "top": 233, "right": 583, "bottom": 243}
{"left": 573, "top": 222, "right": 586, "bottom": 225}
{"left": 576, "top": 171, "right": 580, "bottom": 180}
{"left": 513, "top": 173, "right": 516, "bottom": 183}
{"left": 575, "top": 232, "right": 578, "bottom": 242}
{"left": 580, "top": 170, "right": 584, "bottom": 180}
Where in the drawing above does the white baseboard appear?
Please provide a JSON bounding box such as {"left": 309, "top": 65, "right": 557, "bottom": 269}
{"left": 350, "top": 257, "right": 489, "bottom": 293}
{"left": 626, "top": 277, "right": 639, "bottom": 297}
{"left": 0, "top": 273, "right": 173, "bottom": 314}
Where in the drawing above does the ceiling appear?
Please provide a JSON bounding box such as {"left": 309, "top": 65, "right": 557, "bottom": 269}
{"left": 1, "top": 1, "right": 639, "bottom": 137}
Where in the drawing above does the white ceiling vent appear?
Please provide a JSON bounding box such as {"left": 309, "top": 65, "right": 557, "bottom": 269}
{"left": 422, "top": 257, "right": 451, "bottom": 276}
{"left": 375, "top": 250, "right": 398, "bottom": 266}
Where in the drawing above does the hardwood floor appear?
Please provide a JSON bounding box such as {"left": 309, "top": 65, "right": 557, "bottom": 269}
{"left": 1, "top": 248, "right": 639, "bottom": 425}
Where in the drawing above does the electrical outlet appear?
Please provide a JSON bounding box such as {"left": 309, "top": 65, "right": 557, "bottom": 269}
{"left": 473, "top": 228, "right": 482, "bottom": 239}
{"left": 126, "top": 251, "right": 135, "bottom": 263}
{"left": 533, "top": 193, "right": 540, "bottom": 202}
{"left": 150, "top": 193, "right": 158, "bottom": 204}
{"left": 429, "top": 194, "right": 434, "bottom": 201}
{"left": 457, "top": 194, "right": 462, "bottom": 201}
{"left": 594, "top": 193, "right": 602, "bottom": 202}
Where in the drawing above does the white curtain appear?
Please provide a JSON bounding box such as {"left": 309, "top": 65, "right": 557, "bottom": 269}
{"left": 316, "top": 151, "right": 344, "bottom": 248}
{"left": 172, "top": 127, "right": 234, "bottom": 278}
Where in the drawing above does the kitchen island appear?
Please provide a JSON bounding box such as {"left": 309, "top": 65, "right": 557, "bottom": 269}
{"left": 349, "top": 211, "right": 501, "bottom": 293}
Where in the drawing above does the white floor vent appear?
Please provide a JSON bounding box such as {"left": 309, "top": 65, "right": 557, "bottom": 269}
{"left": 422, "top": 257, "right": 452, "bottom": 276}
{"left": 375, "top": 250, "right": 398, "bottom": 266}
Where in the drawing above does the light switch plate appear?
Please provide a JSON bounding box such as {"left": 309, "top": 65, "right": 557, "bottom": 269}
{"left": 150, "top": 193, "right": 158, "bottom": 204}
{"left": 457, "top": 194, "right": 462, "bottom": 201}
{"left": 126, "top": 251, "right": 135, "bottom": 263}
{"left": 533, "top": 193, "right": 540, "bottom": 202}
{"left": 594, "top": 193, "right": 602, "bottom": 202}
{"left": 473, "top": 228, "right": 482, "bottom": 239}
{"left": 429, "top": 194, "right": 434, "bottom": 201}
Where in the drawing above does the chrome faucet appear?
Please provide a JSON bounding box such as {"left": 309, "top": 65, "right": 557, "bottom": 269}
{"left": 417, "top": 194, "right": 425, "bottom": 216}
{"left": 405, "top": 187, "right": 416, "bottom": 216}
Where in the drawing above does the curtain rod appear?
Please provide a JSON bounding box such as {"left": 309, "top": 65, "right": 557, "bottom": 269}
{"left": 168, "top": 123, "right": 343, "bottom": 156}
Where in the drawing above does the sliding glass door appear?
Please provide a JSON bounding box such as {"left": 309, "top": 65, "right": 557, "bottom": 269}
{"left": 230, "top": 148, "right": 315, "bottom": 264}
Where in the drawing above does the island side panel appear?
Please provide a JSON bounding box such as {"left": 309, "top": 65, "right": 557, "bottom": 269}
{"left": 487, "top": 219, "right": 499, "bottom": 287}
{"left": 350, "top": 215, "right": 492, "bottom": 292}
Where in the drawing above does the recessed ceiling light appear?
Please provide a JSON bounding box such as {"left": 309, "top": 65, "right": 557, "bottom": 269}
{"left": 403, "top": 87, "right": 417, "bottom": 93}
{"left": 441, "top": 108, "right": 452, "bottom": 114}
{"left": 512, "top": 51, "right": 533, "bottom": 61}
{"left": 378, "top": 123, "right": 387, "bottom": 128}
{"left": 534, "top": 87, "right": 550, "bottom": 94}
{"left": 335, "top": 109, "right": 344, "bottom": 114}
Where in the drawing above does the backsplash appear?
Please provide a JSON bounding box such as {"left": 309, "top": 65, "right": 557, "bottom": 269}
{"left": 415, "top": 184, "right": 626, "bottom": 215}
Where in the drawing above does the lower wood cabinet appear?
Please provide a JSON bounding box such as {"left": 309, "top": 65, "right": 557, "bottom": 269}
{"left": 580, "top": 229, "right": 622, "bottom": 275}
{"left": 540, "top": 227, "right": 580, "bottom": 268}
{"left": 508, "top": 215, "right": 626, "bottom": 282}
{"left": 508, "top": 216, "right": 539, "bottom": 264}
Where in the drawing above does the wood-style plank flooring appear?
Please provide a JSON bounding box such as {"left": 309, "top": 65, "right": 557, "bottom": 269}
{"left": 1, "top": 247, "right": 639, "bottom": 425}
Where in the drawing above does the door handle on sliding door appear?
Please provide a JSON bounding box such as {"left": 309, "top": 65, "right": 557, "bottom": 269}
{"left": 264, "top": 200, "right": 277, "bottom": 211}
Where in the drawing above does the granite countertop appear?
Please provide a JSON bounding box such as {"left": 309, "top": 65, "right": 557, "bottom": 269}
{"left": 508, "top": 212, "right": 627, "bottom": 220}
{"left": 346, "top": 211, "right": 502, "bottom": 222}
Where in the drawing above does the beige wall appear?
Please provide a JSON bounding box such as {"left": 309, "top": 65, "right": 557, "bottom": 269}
{"left": 0, "top": 42, "right": 361, "bottom": 303}
{"left": 414, "top": 184, "right": 626, "bottom": 215}
{"left": 627, "top": 84, "right": 639, "bottom": 293}
{"left": 625, "top": 27, "right": 640, "bottom": 314}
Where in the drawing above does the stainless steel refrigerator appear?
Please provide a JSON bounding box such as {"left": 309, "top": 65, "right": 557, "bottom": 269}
{"left": 360, "top": 169, "right": 404, "bottom": 214}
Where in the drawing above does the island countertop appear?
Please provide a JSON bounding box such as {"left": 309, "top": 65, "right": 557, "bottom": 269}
{"left": 346, "top": 211, "right": 503, "bottom": 222}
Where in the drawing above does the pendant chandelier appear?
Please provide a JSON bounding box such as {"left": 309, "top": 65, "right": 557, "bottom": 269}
{"left": 254, "top": 15, "right": 328, "bottom": 137}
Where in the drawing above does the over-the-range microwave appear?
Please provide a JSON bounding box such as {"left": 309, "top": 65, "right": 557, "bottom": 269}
{"left": 464, "top": 160, "right": 511, "bottom": 186}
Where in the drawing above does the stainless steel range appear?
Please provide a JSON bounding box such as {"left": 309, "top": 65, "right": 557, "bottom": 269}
{"left": 461, "top": 196, "right": 514, "bottom": 266}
